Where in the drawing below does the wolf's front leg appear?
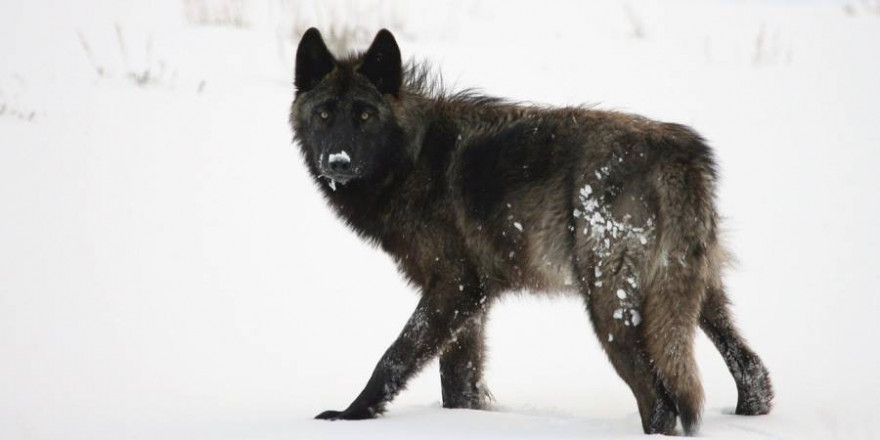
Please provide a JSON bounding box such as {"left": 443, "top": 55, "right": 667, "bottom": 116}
{"left": 440, "top": 316, "right": 490, "bottom": 409}
{"left": 315, "top": 285, "right": 486, "bottom": 420}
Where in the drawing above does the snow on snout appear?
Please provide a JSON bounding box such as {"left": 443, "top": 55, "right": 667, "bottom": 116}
{"left": 328, "top": 151, "right": 350, "bottom": 164}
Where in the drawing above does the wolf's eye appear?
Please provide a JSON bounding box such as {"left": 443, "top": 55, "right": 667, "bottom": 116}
{"left": 319, "top": 110, "right": 330, "bottom": 120}
{"left": 360, "top": 111, "right": 371, "bottom": 121}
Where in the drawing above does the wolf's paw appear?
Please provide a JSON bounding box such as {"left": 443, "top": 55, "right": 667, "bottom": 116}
{"left": 441, "top": 388, "right": 492, "bottom": 410}
{"left": 315, "top": 410, "right": 343, "bottom": 420}
{"left": 735, "top": 363, "right": 774, "bottom": 415}
{"left": 643, "top": 397, "right": 678, "bottom": 435}
{"left": 315, "top": 406, "right": 376, "bottom": 421}
{"left": 736, "top": 391, "right": 773, "bottom": 416}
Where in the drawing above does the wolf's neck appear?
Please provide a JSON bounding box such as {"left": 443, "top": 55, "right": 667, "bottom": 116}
{"left": 319, "top": 113, "right": 458, "bottom": 244}
{"left": 320, "top": 162, "right": 412, "bottom": 241}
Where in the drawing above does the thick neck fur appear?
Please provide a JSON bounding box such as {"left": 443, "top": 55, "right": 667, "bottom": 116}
{"left": 296, "top": 63, "right": 546, "bottom": 251}
{"left": 309, "top": 97, "right": 453, "bottom": 246}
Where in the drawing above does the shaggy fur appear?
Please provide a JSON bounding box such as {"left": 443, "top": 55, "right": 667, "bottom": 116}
{"left": 290, "top": 28, "right": 773, "bottom": 435}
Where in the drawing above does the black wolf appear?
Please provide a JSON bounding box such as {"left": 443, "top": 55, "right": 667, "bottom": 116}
{"left": 290, "top": 28, "right": 772, "bottom": 435}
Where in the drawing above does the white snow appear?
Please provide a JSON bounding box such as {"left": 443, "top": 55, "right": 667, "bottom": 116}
{"left": 513, "top": 222, "right": 523, "bottom": 232}
{"left": 1, "top": 1, "right": 879, "bottom": 440}
{"left": 580, "top": 184, "right": 593, "bottom": 198}
{"left": 616, "top": 289, "right": 627, "bottom": 299}
{"left": 328, "top": 151, "right": 351, "bottom": 164}
{"left": 630, "top": 310, "right": 641, "bottom": 327}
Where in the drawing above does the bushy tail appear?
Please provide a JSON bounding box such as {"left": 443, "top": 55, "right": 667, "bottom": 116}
{"left": 643, "top": 131, "right": 720, "bottom": 436}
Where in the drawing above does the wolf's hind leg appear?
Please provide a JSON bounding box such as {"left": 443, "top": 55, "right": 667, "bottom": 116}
{"left": 700, "top": 285, "right": 773, "bottom": 415}
{"left": 440, "top": 316, "right": 491, "bottom": 409}
{"left": 582, "top": 262, "right": 678, "bottom": 435}
{"left": 642, "top": 273, "right": 705, "bottom": 435}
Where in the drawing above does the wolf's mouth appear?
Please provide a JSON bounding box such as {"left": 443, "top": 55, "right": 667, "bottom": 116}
{"left": 318, "top": 150, "right": 356, "bottom": 189}
{"left": 319, "top": 174, "right": 352, "bottom": 191}
{"left": 326, "top": 175, "right": 351, "bottom": 184}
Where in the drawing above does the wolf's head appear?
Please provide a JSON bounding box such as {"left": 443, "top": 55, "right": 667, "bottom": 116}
{"left": 290, "top": 28, "right": 407, "bottom": 187}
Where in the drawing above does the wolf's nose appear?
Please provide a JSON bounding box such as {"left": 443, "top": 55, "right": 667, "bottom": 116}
{"left": 327, "top": 151, "right": 351, "bottom": 173}
{"left": 328, "top": 158, "right": 351, "bottom": 173}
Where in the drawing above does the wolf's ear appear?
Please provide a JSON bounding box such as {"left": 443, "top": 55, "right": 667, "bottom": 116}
{"left": 295, "top": 28, "right": 335, "bottom": 93}
{"left": 359, "top": 29, "right": 402, "bottom": 96}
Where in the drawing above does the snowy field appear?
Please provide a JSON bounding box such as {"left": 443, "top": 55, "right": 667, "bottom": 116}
{"left": 2, "top": 0, "right": 879, "bottom": 439}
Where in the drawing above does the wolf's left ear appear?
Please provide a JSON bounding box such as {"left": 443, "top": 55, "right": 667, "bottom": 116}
{"left": 295, "top": 28, "right": 336, "bottom": 93}
{"left": 359, "top": 29, "right": 402, "bottom": 96}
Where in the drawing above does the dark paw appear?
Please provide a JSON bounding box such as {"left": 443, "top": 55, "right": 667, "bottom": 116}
{"left": 442, "top": 390, "right": 491, "bottom": 410}
{"left": 644, "top": 399, "right": 677, "bottom": 435}
{"left": 735, "top": 364, "right": 774, "bottom": 415}
{"left": 315, "top": 410, "right": 344, "bottom": 420}
{"left": 442, "top": 398, "right": 488, "bottom": 410}
{"left": 315, "top": 407, "right": 375, "bottom": 421}
{"left": 735, "top": 394, "right": 772, "bottom": 415}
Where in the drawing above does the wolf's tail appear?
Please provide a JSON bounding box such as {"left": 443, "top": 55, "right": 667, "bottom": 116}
{"left": 643, "top": 128, "right": 720, "bottom": 436}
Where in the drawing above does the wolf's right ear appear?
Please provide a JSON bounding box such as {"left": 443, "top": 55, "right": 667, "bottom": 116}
{"left": 295, "top": 28, "right": 336, "bottom": 93}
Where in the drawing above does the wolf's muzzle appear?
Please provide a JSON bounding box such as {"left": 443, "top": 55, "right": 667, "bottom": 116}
{"left": 323, "top": 150, "right": 356, "bottom": 183}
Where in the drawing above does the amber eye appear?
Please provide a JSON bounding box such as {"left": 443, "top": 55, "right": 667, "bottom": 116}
{"left": 360, "top": 111, "right": 371, "bottom": 121}
{"left": 319, "top": 111, "right": 329, "bottom": 120}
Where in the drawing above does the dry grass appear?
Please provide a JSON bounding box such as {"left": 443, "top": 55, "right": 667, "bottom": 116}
{"left": 274, "top": 0, "right": 409, "bottom": 55}
{"left": 0, "top": 85, "right": 37, "bottom": 123}
{"left": 76, "top": 26, "right": 178, "bottom": 88}
{"left": 844, "top": 0, "right": 880, "bottom": 16}
{"left": 183, "top": 0, "right": 250, "bottom": 28}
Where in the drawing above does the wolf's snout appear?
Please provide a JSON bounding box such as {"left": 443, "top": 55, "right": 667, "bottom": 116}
{"left": 324, "top": 150, "right": 355, "bottom": 182}
{"left": 328, "top": 152, "right": 351, "bottom": 173}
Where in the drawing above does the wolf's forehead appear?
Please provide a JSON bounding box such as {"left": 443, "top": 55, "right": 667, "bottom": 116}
{"left": 300, "top": 82, "right": 373, "bottom": 107}
{"left": 322, "top": 68, "right": 384, "bottom": 101}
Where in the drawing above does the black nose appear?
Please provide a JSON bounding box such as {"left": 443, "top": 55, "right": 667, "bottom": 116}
{"left": 328, "top": 159, "right": 350, "bottom": 173}
{"left": 327, "top": 152, "right": 352, "bottom": 174}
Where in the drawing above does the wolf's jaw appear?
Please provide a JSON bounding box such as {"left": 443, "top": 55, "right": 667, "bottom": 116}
{"left": 318, "top": 174, "right": 351, "bottom": 191}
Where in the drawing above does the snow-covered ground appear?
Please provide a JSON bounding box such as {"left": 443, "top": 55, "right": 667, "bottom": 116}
{"left": 2, "top": 0, "right": 879, "bottom": 439}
